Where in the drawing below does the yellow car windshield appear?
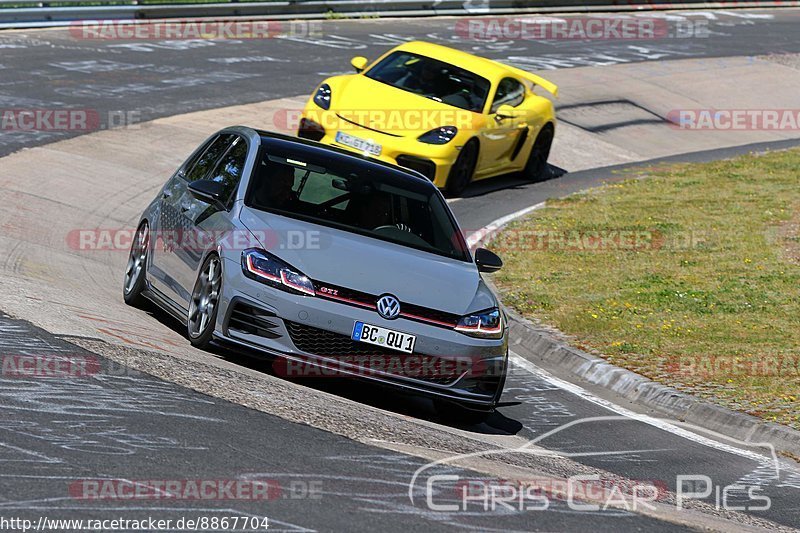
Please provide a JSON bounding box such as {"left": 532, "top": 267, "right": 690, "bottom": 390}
{"left": 365, "top": 51, "right": 490, "bottom": 113}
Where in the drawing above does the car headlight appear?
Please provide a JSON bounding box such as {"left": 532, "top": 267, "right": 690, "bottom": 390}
{"left": 313, "top": 83, "right": 332, "bottom": 110}
{"left": 455, "top": 308, "right": 503, "bottom": 339}
{"left": 417, "top": 126, "right": 458, "bottom": 145}
{"left": 241, "top": 249, "right": 315, "bottom": 296}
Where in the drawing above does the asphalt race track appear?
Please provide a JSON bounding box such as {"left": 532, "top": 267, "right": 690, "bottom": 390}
{"left": 1, "top": 9, "right": 800, "bottom": 532}
{"left": 1, "top": 9, "right": 800, "bottom": 157}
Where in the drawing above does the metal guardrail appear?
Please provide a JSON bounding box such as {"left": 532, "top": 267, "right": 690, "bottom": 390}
{"left": 0, "top": 0, "right": 796, "bottom": 27}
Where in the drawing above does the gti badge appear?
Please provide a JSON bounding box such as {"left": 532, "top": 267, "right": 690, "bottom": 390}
{"left": 376, "top": 294, "right": 401, "bottom": 320}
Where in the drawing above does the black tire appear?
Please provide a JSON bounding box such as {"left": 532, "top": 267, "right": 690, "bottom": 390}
{"left": 444, "top": 140, "right": 479, "bottom": 197}
{"left": 523, "top": 124, "right": 554, "bottom": 182}
{"left": 434, "top": 399, "right": 492, "bottom": 426}
{"left": 123, "top": 221, "right": 149, "bottom": 307}
{"left": 187, "top": 254, "right": 223, "bottom": 349}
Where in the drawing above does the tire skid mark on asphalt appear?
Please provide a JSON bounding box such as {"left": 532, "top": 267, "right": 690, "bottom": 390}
{"left": 508, "top": 353, "right": 794, "bottom": 473}
{"left": 0, "top": 314, "right": 317, "bottom": 532}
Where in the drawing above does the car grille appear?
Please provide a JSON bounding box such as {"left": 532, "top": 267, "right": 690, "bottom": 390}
{"left": 312, "top": 280, "right": 460, "bottom": 329}
{"left": 284, "top": 321, "right": 459, "bottom": 385}
{"left": 226, "top": 301, "right": 282, "bottom": 339}
{"left": 335, "top": 114, "right": 402, "bottom": 137}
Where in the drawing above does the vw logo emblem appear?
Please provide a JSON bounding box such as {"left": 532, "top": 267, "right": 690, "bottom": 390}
{"left": 376, "top": 294, "right": 401, "bottom": 320}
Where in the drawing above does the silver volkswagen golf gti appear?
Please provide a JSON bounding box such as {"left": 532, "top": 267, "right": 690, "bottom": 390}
{"left": 124, "top": 126, "right": 508, "bottom": 422}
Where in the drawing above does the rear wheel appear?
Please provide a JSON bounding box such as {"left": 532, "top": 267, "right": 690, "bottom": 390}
{"left": 123, "top": 221, "right": 149, "bottom": 307}
{"left": 444, "top": 140, "right": 478, "bottom": 197}
{"left": 188, "top": 254, "right": 222, "bottom": 349}
{"left": 523, "top": 125, "right": 554, "bottom": 182}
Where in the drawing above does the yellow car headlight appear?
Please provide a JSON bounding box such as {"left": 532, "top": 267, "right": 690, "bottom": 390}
{"left": 418, "top": 126, "right": 458, "bottom": 145}
{"left": 313, "top": 83, "right": 332, "bottom": 110}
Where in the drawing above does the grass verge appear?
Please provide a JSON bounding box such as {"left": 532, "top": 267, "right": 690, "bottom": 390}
{"left": 490, "top": 148, "right": 800, "bottom": 428}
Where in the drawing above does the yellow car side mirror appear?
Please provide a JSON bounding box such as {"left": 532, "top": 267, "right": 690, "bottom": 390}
{"left": 350, "top": 56, "right": 368, "bottom": 73}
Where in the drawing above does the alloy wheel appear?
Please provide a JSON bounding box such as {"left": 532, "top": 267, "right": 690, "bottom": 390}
{"left": 188, "top": 255, "right": 222, "bottom": 338}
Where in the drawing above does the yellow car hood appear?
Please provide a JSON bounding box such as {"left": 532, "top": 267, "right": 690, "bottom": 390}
{"left": 320, "top": 75, "right": 481, "bottom": 138}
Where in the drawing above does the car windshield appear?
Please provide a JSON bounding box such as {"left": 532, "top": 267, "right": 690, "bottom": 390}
{"left": 246, "top": 149, "right": 470, "bottom": 262}
{"left": 365, "top": 51, "right": 490, "bottom": 113}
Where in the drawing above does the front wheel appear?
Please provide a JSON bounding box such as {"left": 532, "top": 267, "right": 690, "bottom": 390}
{"left": 444, "top": 140, "right": 478, "bottom": 197}
{"left": 523, "top": 125, "right": 554, "bottom": 182}
{"left": 123, "top": 221, "right": 149, "bottom": 307}
{"left": 188, "top": 254, "right": 222, "bottom": 349}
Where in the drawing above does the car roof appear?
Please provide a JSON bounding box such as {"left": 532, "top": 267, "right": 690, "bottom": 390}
{"left": 390, "top": 41, "right": 510, "bottom": 81}
{"left": 236, "top": 127, "right": 434, "bottom": 185}
{"left": 221, "top": 125, "right": 470, "bottom": 260}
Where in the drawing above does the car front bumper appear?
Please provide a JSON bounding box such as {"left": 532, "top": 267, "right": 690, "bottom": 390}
{"left": 214, "top": 256, "right": 508, "bottom": 408}
{"left": 297, "top": 108, "right": 464, "bottom": 189}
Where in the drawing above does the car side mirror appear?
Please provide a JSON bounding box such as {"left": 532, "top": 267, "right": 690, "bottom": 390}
{"left": 350, "top": 56, "right": 368, "bottom": 73}
{"left": 475, "top": 248, "right": 503, "bottom": 273}
{"left": 495, "top": 104, "right": 523, "bottom": 122}
{"left": 188, "top": 179, "right": 227, "bottom": 210}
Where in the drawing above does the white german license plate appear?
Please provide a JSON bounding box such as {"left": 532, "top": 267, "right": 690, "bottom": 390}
{"left": 335, "top": 131, "right": 382, "bottom": 156}
{"left": 352, "top": 321, "right": 415, "bottom": 354}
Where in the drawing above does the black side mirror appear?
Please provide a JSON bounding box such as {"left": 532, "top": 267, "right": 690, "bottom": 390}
{"left": 475, "top": 248, "right": 502, "bottom": 273}
{"left": 188, "top": 179, "right": 227, "bottom": 210}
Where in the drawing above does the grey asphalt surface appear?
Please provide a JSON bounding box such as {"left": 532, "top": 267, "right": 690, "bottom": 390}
{"left": 0, "top": 313, "right": 691, "bottom": 532}
{"left": 1, "top": 8, "right": 800, "bottom": 157}
{"left": 1, "top": 8, "right": 800, "bottom": 532}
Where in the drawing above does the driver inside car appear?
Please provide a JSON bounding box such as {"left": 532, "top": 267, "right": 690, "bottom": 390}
{"left": 253, "top": 161, "right": 298, "bottom": 210}
{"left": 357, "top": 192, "right": 412, "bottom": 233}
{"left": 405, "top": 60, "right": 446, "bottom": 97}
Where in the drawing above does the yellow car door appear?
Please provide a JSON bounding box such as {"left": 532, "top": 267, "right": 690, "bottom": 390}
{"left": 476, "top": 77, "right": 530, "bottom": 179}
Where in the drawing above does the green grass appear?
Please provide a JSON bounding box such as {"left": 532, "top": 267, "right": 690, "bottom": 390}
{"left": 491, "top": 149, "right": 800, "bottom": 428}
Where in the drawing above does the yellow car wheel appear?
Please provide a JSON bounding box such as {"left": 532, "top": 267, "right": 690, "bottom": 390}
{"left": 445, "top": 140, "right": 479, "bottom": 197}
{"left": 523, "top": 125, "right": 554, "bottom": 182}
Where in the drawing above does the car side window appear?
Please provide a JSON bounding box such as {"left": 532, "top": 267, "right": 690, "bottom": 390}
{"left": 206, "top": 136, "right": 248, "bottom": 208}
{"left": 491, "top": 78, "right": 525, "bottom": 113}
{"left": 184, "top": 134, "right": 236, "bottom": 183}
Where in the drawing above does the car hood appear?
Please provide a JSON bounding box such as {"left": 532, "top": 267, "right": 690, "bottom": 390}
{"left": 323, "top": 74, "right": 480, "bottom": 137}
{"left": 239, "top": 206, "right": 494, "bottom": 315}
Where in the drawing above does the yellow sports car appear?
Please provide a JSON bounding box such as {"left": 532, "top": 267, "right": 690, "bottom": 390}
{"left": 297, "top": 41, "right": 558, "bottom": 196}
